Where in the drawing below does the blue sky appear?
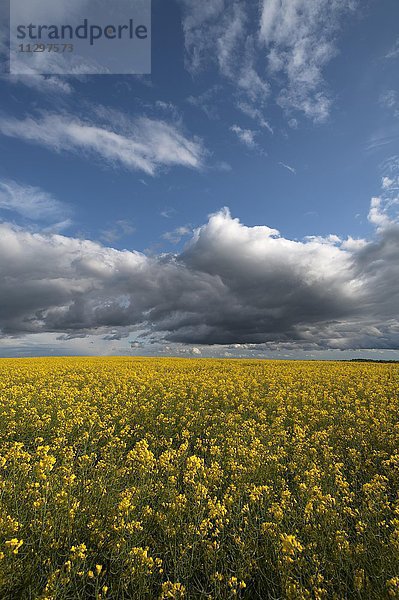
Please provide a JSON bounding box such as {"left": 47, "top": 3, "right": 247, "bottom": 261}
{"left": 0, "top": 0, "right": 399, "bottom": 359}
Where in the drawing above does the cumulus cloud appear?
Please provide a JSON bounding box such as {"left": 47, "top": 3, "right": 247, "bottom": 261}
{"left": 177, "top": 0, "right": 356, "bottom": 123}
{"left": 0, "top": 183, "right": 399, "bottom": 351}
{"left": 0, "top": 111, "right": 206, "bottom": 176}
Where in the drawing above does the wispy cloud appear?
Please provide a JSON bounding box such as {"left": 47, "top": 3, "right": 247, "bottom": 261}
{"left": 162, "top": 225, "right": 192, "bottom": 244}
{"left": 230, "top": 124, "right": 258, "bottom": 149}
{"left": 187, "top": 85, "right": 222, "bottom": 120}
{"left": 0, "top": 111, "right": 207, "bottom": 176}
{"left": 178, "top": 1, "right": 270, "bottom": 120}
{"left": 365, "top": 132, "right": 399, "bottom": 153}
{"left": 380, "top": 90, "right": 397, "bottom": 109}
{"left": 178, "top": 0, "right": 356, "bottom": 124}
{"left": 260, "top": 0, "right": 356, "bottom": 122}
{"left": 100, "top": 220, "right": 136, "bottom": 244}
{"left": 3, "top": 73, "right": 73, "bottom": 94}
{"left": 161, "top": 207, "right": 177, "bottom": 219}
{"left": 279, "top": 162, "right": 297, "bottom": 174}
{"left": 386, "top": 38, "right": 399, "bottom": 59}
{"left": 236, "top": 101, "right": 273, "bottom": 133}
{"left": 379, "top": 90, "right": 399, "bottom": 118}
{"left": 0, "top": 179, "right": 71, "bottom": 226}
{"left": 178, "top": 0, "right": 229, "bottom": 73}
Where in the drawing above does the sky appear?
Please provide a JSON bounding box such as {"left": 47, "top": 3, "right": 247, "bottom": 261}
{"left": 0, "top": 0, "right": 399, "bottom": 359}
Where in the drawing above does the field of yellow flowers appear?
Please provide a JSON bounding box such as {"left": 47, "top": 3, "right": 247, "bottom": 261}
{"left": 0, "top": 357, "right": 399, "bottom": 599}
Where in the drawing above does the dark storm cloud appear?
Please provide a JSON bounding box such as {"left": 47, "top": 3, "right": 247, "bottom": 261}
{"left": 0, "top": 203, "right": 398, "bottom": 350}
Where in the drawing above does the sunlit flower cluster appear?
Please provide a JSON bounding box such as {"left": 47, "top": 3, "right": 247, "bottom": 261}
{"left": 0, "top": 357, "right": 398, "bottom": 598}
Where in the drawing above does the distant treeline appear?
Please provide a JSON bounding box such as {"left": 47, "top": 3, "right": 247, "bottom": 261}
{"left": 347, "top": 359, "right": 399, "bottom": 364}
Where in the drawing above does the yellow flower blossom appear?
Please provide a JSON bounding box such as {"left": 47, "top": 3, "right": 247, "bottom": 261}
{"left": 0, "top": 357, "right": 397, "bottom": 598}
{"left": 5, "top": 538, "right": 23, "bottom": 554}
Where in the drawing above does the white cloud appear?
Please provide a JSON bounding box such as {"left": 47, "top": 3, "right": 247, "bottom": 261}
{"left": 178, "top": 0, "right": 356, "bottom": 123}
{"left": 178, "top": 1, "right": 270, "bottom": 119}
{"left": 11, "top": 0, "right": 89, "bottom": 23}
{"left": 368, "top": 197, "right": 390, "bottom": 230}
{"left": 214, "top": 161, "right": 232, "bottom": 172}
{"left": 230, "top": 124, "right": 258, "bottom": 148}
{"left": 216, "top": 3, "right": 246, "bottom": 78}
{"left": 386, "top": 38, "right": 399, "bottom": 59}
{"left": 187, "top": 86, "right": 222, "bottom": 120}
{"left": 178, "top": 0, "right": 227, "bottom": 73}
{"left": 278, "top": 162, "right": 296, "bottom": 174}
{"left": 0, "top": 179, "right": 71, "bottom": 225}
{"left": 380, "top": 90, "right": 397, "bottom": 109}
{"left": 100, "top": 220, "right": 136, "bottom": 244}
{"left": 0, "top": 111, "right": 206, "bottom": 176}
{"left": 260, "top": 0, "right": 356, "bottom": 122}
{"left": 3, "top": 73, "right": 73, "bottom": 94}
{"left": 368, "top": 195, "right": 399, "bottom": 232}
{"left": 236, "top": 101, "right": 273, "bottom": 133}
{"left": 160, "top": 207, "right": 176, "bottom": 219}
{"left": 382, "top": 176, "right": 399, "bottom": 190}
{"left": 162, "top": 225, "right": 192, "bottom": 244}
{"left": 379, "top": 90, "right": 399, "bottom": 119}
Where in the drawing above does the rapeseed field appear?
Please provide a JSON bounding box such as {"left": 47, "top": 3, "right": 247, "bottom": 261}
{"left": 0, "top": 357, "right": 398, "bottom": 599}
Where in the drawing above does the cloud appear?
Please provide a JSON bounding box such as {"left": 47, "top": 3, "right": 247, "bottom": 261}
{"left": 380, "top": 90, "right": 397, "bottom": 109}
{"left": 236, "top": 101, "right": 273, "bottom": 133}
{"left": 260, "top": 0, "right": 356, "bottom": 122}
{"left": 230, "top": 125, "right": 258, "bottom": 148}
{"left": 278, "top": 162, "right": 296, "bottom": 174}
{"left": 154, "top": 100, "right": 181, "bottom": 121}
{"left": 178, "top": 0, "right": 229, "bottom": 73}
{"left": 0, "top": 179, "right": 71, "bottom": 226}
{"left": 381, "top": 175, "right": 399, "bottom": 193}
{"left": 178, "top": 0, "right": 356, "bottom": 123}
{"left": 187, "top": 85, "right": 223, "bottom": 120}
{"left": 368, "top": 197, "right": 392, "bottom": 231}
{"left": 0, "top": 111, "right": 206, "bottom": 176}
{"left": 100, "top": 220, "right": 136, "bottom": 244}
{"left": 160, "top": 207, "right": 176, "bottom": 219}
{"left": 214, "top": 161, "right": 232, "bottom": 173}
{"left": 0, "top": 178, "right": 399, "bottom": 352}
{"left": 2, "top": 73, "right": 73, "bottom": 94}
{"left": 162, "top": 225, "right": 192, "bottom": 244}
{"left": 10, "top": 0, "right": 89, "bottom": 23}
{"left": 189, "top": 347, "right": 202, "bottom": 355}
{"left": 386, "top": 38, "right": 399, "bottom": 60}
{"left": 379, "top": 90, "right": 399, "bottom": 119}
{"left": 178, "top": 1, "right": 270, "bottom": 115}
